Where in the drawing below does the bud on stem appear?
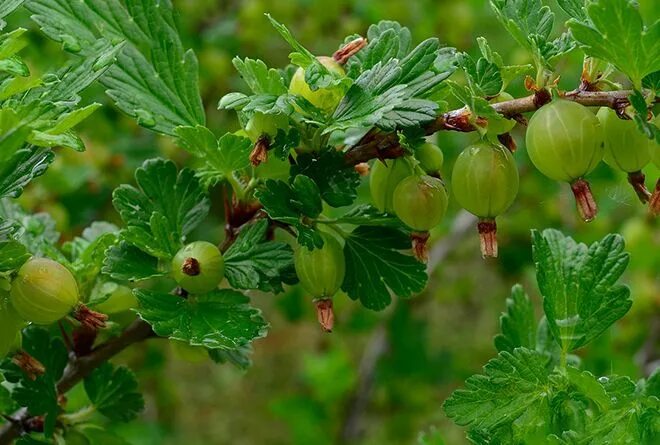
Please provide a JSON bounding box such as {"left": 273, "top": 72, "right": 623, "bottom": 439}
{"left": 627, "top": 171, "right": 651, "bottom": 203}
{"left": 477, "top": 218, "right": 498, "bottom": 258}
{"left": 314, "top": 298, "right": 334, "bottom": 333}
{"left": 570, "top": 178, "right": 598, "bottom": 222}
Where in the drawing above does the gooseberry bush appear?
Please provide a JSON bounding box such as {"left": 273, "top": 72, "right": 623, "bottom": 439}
{"left": 0, "top": 0, "right": 657, "bottom": 443}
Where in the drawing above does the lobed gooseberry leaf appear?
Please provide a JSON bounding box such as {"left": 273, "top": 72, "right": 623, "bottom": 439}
{"left": 223, "top": 219, "right": 295, "bottom": 293}
{"left": 134, "top": 288, "right": 268, "bottom": 350}
{"left": 490, "top": 0, "right": 575, "bottom": 68}
{"left": 231, "top": 57, "right": 287, "bottom": 96}
{"left": 84, "top": 362, "right": 144, "bottom": 422}
{"left": 531, "top": 229, "right": 631, "bottom": 353}
{"left": 176, "top": 126, "right": 253, "bottom": 184}
{"left": 494, "top": 284, "right": 537, "bottom": 353}
{"left": 112, "top": 158, "right": 210, "bottom": 259}
{"left": 27, "top": 0, "right": 205, "bottom": 136}
{"left": 443, "top": 347, "right": 551, "bottom": 433}
{"left": 102, "top": 242, "right": 165, "bottom": 282}
{"left": 341, "top": 226, "right": 427, "bottom": 310}
{"left": 568, "top": 0, "right": 660, "bottom": 88}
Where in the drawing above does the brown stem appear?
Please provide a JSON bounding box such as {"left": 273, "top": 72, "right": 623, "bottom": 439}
{"left": 649, "top": 178, "right": 660, "bottom": 217}
{"left": 627, "top": 171, "right": 651, "bottom": 203}
{"left": 477, "top": 218, "right": 498, "bottom": 258}
{"left": 343, "top": 89, "right": 643, "bottom": 166}
{"left": 571, "top": 178, "right": 598, "bottom": 222}
{"left": 0, "top": 320, "right": 155, "bottom": 443}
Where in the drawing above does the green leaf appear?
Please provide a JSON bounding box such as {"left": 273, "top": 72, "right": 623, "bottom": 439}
{"left": 491, "top": 0, "right": 574, "bottom": 68}
{"left": 266, "top": 14, "right": 342, "bottom": 92}
{"left": 568, "top": 0, "right": 660, "bottom": 87}
{"left": 112, "top": 158, "right": 210, "bottom": 258}
{"left": 0, "top": 1, "right": 24, "bottom": 29}
{"left": 27, "top": 0, "right": 205, "bottom": 136}
{"left": 175, "top": 126, "right": 252, "bottom": 182}
{"left": 629, "top": 89, "right": 659, "bottom": 142}
{"left": 2, "top": 327, "right": 68, "bottom": 436}
{"left": 63, "top": 222, "right": 118, "bottom": 294}
{"left": 84, "top": 362, "right": 144, "bottom": 422}
{"left": 332, "top": 204, "right": 402, "bottom": 227}
{"left": 0, "top": 147, "right": 53, "bottom": 199}
{"left": 223, "top": 219, "right": 295, "bottom": 293}
{"left": 231, "top": 57, "right": 287, "bottom": 95}
{"left": 443, "top": 348, "right": 551, "bottom": 432}
{"left": 291, "top": 149, "right": 360, "bottom": 208}
{"left": 255, "top": 177, "right": 323, "bottom": 249}
{"left": 342, "top": 226, "right": 427, "bottom": 310}
{"left": 567, "top": 374, "right": 660, "bottom": 444}
{"left": 208, "top": 344, "right": 254, "bottom": 370}
{"left": 327, "top": 36, "right": 454, "bottom": 133}
{"left": 0, "top": 239, "right": 29, "bottom": 272}
{"left": 457, "top": 52, "right": 503, "bottom": 97}
{"left": 0, "top": 199, "right": 63, "bottom": 260}
{"left": 102, "top": 241, "right": 166, "bottom": 282}
{"left": 494, "top": 284, "right": 537, "bottom": 353}
{"left": 556, "top": 0, "right": 588, "bottom": 22}
{"left": 532, "top": 229, "right": 631, "bottom": 352}
{"left": 70, "top": 425, "right": 132, "bottom": 445}
{"left": 134, "top": 288, "right": 268, "bottom": 350}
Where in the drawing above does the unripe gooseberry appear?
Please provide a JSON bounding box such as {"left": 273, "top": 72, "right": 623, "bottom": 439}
{"left": 598, "top": 107, "right": 657, "bottom": 203}
{"left": 526, "top": 99, "right": 604, "bottom": 221}
{"left": 415, "top": 143, "right": 444, "bottom": 174}
{"left": 369, "top": 158, "right": 414, "bottom": 213}
{"left": 10, "top": 257, "right": 80, "bottom": 325}
{"left": 0, "top": 302, "right": 22, "bottom": 357}
{"left": 488, "top": 92, "right": 516, "bottom": 135}
{"left": 452, "top": 141, "right": 519, "bottom": 257}
{"left": 597, "top": 107, "right": 652, "bottom": 173}
{"left": 289, "top": 56, "right": 346, "bottom": 113}
{"left": 171, "top": 241, "right": 225, "bottom": 294}
{"left": 294, "top": 233, "right": 345, "bottom": 299}
{"left": 93, "top": 282, "right": 138, "bottom": 314}
{"left": 244, "top": 112, "right": 288, "bottom": 143}
{"left": 393, "top": 175, "right": 448, "bottom": 231}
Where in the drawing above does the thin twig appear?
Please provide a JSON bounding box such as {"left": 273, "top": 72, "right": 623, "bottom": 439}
{"left": 344, "top": 89, "right": 641, "bottom": 166}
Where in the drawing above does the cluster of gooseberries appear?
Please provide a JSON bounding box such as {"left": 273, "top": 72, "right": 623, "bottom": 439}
{"left": 0, "top": 240, "right": 227, "bottom": 362}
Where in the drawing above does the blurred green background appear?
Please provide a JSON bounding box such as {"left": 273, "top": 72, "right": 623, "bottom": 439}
{"left": 5, "top": 1, "right": 659, "bottom": 444}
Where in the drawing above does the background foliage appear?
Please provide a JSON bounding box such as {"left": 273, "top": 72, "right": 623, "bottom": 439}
{"left": 2, "top": 0, "right": 658, "bottom": 444}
